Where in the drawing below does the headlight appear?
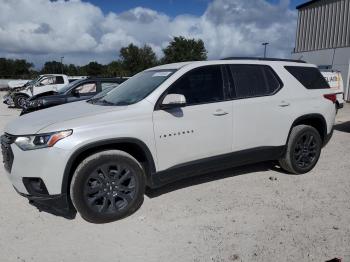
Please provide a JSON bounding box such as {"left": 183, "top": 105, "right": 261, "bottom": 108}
{"left": 14, "top": 130, "right": 72, "bottom": 151}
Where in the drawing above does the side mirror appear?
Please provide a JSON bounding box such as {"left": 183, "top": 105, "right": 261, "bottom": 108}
{"left": 161, "top": 94, "right": 186, "bottom": 109}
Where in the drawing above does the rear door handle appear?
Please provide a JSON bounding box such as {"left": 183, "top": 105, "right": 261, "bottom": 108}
{"left": 279, "top": 101, "right": 290, "bottom": 107}
{"left": 213, "top": 109, "right": 229, "bottom": 116}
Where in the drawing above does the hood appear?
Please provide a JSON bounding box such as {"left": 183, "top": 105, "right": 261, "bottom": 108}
{"left": 8, "top": 80, "right": 29, "bottom": 89}
{"left": 5, "top": 101, "right": 122, "bottom": 135}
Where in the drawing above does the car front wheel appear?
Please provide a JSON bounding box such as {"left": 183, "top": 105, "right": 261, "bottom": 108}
{"left": 14, "top": 94, "right": 29, "bottom": 108}
{"left": 70, "top": 150, "right": 145, "bottom": 223}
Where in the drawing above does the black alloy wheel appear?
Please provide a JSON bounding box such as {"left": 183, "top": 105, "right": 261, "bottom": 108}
{"left": 293, "top": 132, "right": 319, "bottom": 169}
{"left": 84, "top": 163, "right": 137, "bottom": 213}
{"left": 70, "top": 150, "right": 145, "bottom": 223}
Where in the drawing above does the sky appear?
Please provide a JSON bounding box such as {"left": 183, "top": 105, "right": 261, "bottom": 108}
{"left": 0, "top": 0, "right": 308, "bottom": 68}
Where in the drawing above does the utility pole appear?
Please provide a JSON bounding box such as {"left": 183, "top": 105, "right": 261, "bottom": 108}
{"left": 60, "top": 56, "right": 64, "bottom": 74}
{"left": 262, "top": 42, "right": 269, "bottom": 58}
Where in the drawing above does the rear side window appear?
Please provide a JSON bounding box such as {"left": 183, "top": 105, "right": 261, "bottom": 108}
{"left": 228, "top": 65, "right": 282, "bottom": 99}
{"left": 55, "top": 76, "right": 64, "bottom": 84}
{"left": 167, "top": 65, "right": 224, "bottom": 105}
{"left": 285, "top": 66, "right": 330, "bottom": 89}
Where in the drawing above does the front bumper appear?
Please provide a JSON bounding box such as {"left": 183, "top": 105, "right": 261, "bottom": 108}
{"left": 2, "top": 133, "right": 78, "bottom": 219}
{"left": 3, "top": 94, "right": 14, "bottom": 106}
{"left": 15, "top": 189, "right": 76, "bottom": 219}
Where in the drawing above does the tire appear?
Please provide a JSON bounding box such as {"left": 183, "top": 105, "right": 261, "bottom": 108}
{"left": 279, "top": 125, "right": 322, "bottom": 174}
{"left": 70, "top": 150, "right": 145, "bottom": 223}
{"left": 14, "top": 94, "right": 29, "bottom": 108}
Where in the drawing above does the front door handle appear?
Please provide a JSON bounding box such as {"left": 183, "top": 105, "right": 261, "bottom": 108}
{"left": 279, "top": 101, "right": 290, "bottom": 107}
{"left": 213, "top": 109, "right": 229, "bottom": 116}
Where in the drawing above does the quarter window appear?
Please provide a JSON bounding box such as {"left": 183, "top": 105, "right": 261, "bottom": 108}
{"left": 229, "top": 65, "right": 281, "bottom": 99}
{"left": 167, "top": 65, "right": 224, "bottom": 105}
{"left": 285, "top": 66, "right": 330, "bottom": 89}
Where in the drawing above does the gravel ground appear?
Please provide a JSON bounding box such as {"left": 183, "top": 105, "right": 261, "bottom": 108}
{"left": 0, "top": 92, "right": 349, "bottom": 262}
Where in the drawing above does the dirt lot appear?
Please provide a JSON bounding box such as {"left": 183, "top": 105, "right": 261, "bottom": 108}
{"left": 0, "top": 92, "right": 349, "bottom": 262}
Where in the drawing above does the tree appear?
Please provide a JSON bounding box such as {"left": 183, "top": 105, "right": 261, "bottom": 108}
{"left": 84, "top": 61, "right": 105, "bottom": 76}
{"left": 106, "top": 61, "right": 128, "bottom": 77}
{"left": 41, "top": 61, "right": 63, "bottom": 74}
{"left": 0, "top": 58, "right": 33, "bottom": 78}
{"left": 66, "top": 64, "right": 78, "bottom": 76}
{"left": 162, "top": 36, "right": 207, "bottom": 64}
{"left": 119, "top": 44, "right": 158, "bottom": 76}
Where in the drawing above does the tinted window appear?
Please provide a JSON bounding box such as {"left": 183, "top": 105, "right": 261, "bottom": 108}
{"left": 56, "top": 76, "right": 64, "bottom": 84}
{"left": 229, "top": 65, "right": 281, "bottom": 98}
{"left": 167, "top": 65, "right": 224, "bottom": 105}
{"left": 285, "top": 66, "right": 330, "bottom": 89}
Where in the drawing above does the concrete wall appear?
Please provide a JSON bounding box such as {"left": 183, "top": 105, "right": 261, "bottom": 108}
{"left": 292, "top": 46, "right": 350, "bottom": 101}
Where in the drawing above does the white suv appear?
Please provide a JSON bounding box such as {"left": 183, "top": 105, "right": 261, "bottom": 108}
{"left": 1, "top": 59, "right": 337, "bottom": 223}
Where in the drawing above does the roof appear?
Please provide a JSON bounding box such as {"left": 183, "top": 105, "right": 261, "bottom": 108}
{"left": 296, "top": 0, "right": 321, "bottom": 9}
{"left": 222, "top": 57, "right": 306, "bottom": 63}
{"left": 146, "top": 59, "right": 313, "bottom": 72}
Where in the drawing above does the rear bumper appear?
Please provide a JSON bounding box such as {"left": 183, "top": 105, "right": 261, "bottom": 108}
{"left": 336, "top": 102, "right": 344, "bottom": 109}
{"left": 15, "top": 189, "right": 76, "bottom": 219}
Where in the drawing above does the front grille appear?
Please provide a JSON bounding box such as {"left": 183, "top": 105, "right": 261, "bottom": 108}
{"left": 1, "top": 133, "right": 16, "bottom": 173}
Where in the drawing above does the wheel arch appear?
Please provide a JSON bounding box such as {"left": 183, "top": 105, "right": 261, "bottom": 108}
{"left": 14, "top": 92, "right": 30, "bottom": 98}
{"left": 288, "top": 114, "right": 327, "bottom": 144}
{"left": 61, "top": 138, "right": 156, "bottom": 195}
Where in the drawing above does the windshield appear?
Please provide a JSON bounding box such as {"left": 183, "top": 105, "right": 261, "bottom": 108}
{"left": 25, "top": 75, "right": 43, "bottom": 87}
{"left": 89, "top": 84, "right": 119, "bottom": 100}
{"left": 58, "top": 80, "right": 80, "bottom": 94}
{"left": 92, "top": 70, "right": 176, "bottom": 106}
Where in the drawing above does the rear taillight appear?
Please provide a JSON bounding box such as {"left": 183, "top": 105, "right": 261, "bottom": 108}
{"left": 323, "top": 94, "right": 337, "bottom": 103}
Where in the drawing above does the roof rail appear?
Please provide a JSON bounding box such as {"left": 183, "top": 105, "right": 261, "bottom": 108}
{"left": 221, "top": 57, "right": 307, "bottom": 63}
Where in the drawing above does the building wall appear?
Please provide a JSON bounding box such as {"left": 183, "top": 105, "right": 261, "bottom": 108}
{"left": 292, "top": 47, "right": 350, "bottom": 101}
{"left": 295, "top": 0, "right": 350, "bottom": 53}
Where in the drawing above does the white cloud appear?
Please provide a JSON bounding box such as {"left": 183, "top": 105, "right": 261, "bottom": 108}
{"left": 0, "top": 0, "right": 297, "bottom": 67}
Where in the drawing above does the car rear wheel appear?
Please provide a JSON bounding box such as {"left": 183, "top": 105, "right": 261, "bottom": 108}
{"left": 279, "top": 125, "right": 322, "bottom": 174}
{"left": 70, "top": 150, "right": 145, "bottom": 223}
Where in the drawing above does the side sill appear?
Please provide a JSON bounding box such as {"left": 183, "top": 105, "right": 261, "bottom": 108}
{"left": 149, "top": 146, "right": 285, "bottom": 188}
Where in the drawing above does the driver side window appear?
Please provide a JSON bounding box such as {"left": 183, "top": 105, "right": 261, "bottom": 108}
{"left": 167, "top": 65, "right": 225, "bottom": 106}
{"left": 75, "top": 83, "right": 97, "bottom": 94}
{"left": 39, "top": 77, "right": 55, "bottom": 86}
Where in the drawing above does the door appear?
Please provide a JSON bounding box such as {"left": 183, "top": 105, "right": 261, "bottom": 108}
{"left": 32, "top": 76, "right": 56, "bottom": 95}
{"left": 153, "top": 65, "right": 233, "bottom": 171}
{"left": 227, "top": 64, "right": 292, "bottom": 151}
{"left": 67, "top": 81, "right": 99, "bottom": 102}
